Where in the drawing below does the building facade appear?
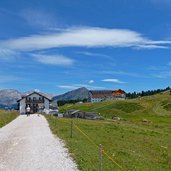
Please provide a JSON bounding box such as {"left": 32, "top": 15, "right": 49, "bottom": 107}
{"left": 89, "top": 89, "right": 126, "bottom": 103}
{"left": 18, "top": 91, "right": 51, "bottom": 114}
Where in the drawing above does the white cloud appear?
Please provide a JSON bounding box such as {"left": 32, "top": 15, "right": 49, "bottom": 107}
{"left": 154, "top": 71, "right": 171, "bottom": 78}
{"left": 57, "top": 84, "right": 105, "bottom": 90}
{"left": 58, "top": 85, "right": 78, "bottom": 89}
{"left": 1, "top": 27, "right": 171, "bottom": 51}
{"left": 88, "top": 80, "right": 95, "bottom": 84}
{"left": 0, "top": 48, "right": 18, "bottom": 60}
{"left": 148, "top": 65, "right": 168, "bottom": 71}
{"left": 135, "top": 44, "right": 169, "bottom": 49}
{"left": 102, "top": 71, "right": 138, "bottom": 77}
{"left": 20, "top": 9, "right": 58, "bottom": 29}
{"left": 76, "top": 51, "right": 111, "bottom": 59}
{"left": 0, "top": 75, "right": 19, "bottom": 83}
{"left": 102, "top": 79, "right": 125, "bottom": 84}
{"left": 33, "top": 54, "right": 74, "bottom": 66}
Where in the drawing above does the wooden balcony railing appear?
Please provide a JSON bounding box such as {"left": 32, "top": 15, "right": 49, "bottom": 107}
{"left": 25, "top": 99, "right": 44, "bottom": 103}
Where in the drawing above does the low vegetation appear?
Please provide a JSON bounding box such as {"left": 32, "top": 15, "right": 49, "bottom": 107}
{"left": 0, "top": 110, "right": 18, "bottom": 128}
{"left": 161, "top": 100, "right": 171, "bottom": 111}
{"left": 59, "top": 90, "right": 171, "bottom": 120}
{"left": 46, "top": 91, "right": 171, "bottom": 171}
{"left": 57, "top": 99, "right": 88, "bottom": 106}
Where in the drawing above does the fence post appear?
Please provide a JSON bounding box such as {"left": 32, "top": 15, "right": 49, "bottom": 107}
{"left": 70, "top": 119, "right": 73, "bottom": 138}
{"left": 100, "top": 144, "right": 102, "bottom": 171}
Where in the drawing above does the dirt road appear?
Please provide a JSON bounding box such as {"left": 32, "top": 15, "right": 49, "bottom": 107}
{"left": 0, "top": 115, "right": 78, "bottom": 171}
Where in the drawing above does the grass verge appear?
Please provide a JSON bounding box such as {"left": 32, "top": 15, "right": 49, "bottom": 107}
{"left": 46, "top": 115, "right": 171, "bottom": 171}
{"left": 0, "top": 110, "right": 19, "bottom": 128}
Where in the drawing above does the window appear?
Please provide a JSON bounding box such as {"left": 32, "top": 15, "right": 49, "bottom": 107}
{"left": 28, "top": 97, "right": 31, "bottom": 101}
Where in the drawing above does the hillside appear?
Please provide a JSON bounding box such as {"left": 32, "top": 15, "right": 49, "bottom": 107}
{"left": 47, "top": 91, "right": 171, "bottom": 170}
{"left": 60, "top": 90, "right": 171, "bottom": 122}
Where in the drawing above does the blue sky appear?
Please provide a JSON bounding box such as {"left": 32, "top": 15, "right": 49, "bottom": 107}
{"left": 1, "top": 0, "right": 171, "bottom": 94}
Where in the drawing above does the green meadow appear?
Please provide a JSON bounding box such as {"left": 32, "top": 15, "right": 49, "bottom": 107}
{"left": 0, "top": 110, "right": 18, "bottom": 128}
{"left": 46, "top": 91, "right": 171, "bottom": 171}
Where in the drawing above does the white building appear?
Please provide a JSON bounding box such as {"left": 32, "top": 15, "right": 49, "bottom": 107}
{"left": 18, "top": 91, "right": 51, "bottom": 114}
{"left": 89, "top": 89, "right": 126, "bottom": 103}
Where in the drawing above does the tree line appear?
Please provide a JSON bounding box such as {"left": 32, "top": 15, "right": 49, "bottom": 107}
{"left": 126, "top": 86, "right": 171, "bottom": 99}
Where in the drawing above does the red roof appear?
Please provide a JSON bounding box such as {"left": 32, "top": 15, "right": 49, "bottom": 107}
{"left": 112, "top": 89, "right": 126, "bottom": 96}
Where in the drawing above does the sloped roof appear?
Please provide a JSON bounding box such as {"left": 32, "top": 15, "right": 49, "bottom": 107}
{"left": 89, "top": 89, "right": 126, "bottom": 98}
{"left": 18, "top": 91, "right": 52, "bottom": 101}
{"left": 89, "top": 90, "right": 113, "bottom": 94}
{"left": 112, "top": 89, "right": 126, "bottom": 96}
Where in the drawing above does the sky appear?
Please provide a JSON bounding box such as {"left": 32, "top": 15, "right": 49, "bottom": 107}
{"left": 1, "top": 0, "right": 171, "bottom": 95}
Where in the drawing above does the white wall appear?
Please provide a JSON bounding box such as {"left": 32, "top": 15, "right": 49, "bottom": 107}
{"left": 19, "top": 93, "right": 50, "bottom": 114}
{"left": 91, "top": 98, "right": 103, "bottom": 103}
{"left": 90, "top": 94, "right": 126, "bottom": 103}
{"left": 44, "top": 98, "right": 50, "bottom": 114}
{"left": 20, "top": 98, "right": 26, "bottom": 114}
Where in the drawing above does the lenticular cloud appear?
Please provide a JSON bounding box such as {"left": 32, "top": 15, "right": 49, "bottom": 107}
{"left": 0, "top": 27, "right": 170, "bottom": 51}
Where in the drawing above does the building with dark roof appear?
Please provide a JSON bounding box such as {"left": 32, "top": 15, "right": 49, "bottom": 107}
{"left": 17, "top": 91, "right": 52, "bottom": 114}
{"left": 89, "top": 89, "right": 126, "bottom": 103}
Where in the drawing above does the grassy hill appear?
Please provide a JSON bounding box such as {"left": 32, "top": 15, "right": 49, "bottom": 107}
{"left": 59, "top": 90, "right": 171, "bottom": 122}
{"left": 46, "top": 91, "right": 171, "bottom": 171}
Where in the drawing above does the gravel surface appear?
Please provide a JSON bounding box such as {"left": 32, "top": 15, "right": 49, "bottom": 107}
{"left": 0, "top": 115, "right": 78, "bottom": 171}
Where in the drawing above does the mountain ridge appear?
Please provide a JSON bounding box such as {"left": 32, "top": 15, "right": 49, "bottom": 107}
{"left": 0, "top": 89, "right": 22, "bottom": 109}
{"left": 0, "top": 89, "right": 54, "bottom": 109}
{"left": 0, "top": 87, "right": 89, "bottom": 109}
{"left": 53, "top": 87, "right": 89, "bottom": 101}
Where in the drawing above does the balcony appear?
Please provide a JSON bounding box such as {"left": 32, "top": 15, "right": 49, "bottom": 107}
{"left": 25, "top": 99, "right": 44, "bottom": 103}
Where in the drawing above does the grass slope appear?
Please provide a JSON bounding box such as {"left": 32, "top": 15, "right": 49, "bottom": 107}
{"left": 46, "top": 91, "right": 171, "bottom": 171}
{"left": 60, "top": 91, "right": 171, "bottom": 122}
{"left": 0, "top": 110, "right": 18, "bottom": 128}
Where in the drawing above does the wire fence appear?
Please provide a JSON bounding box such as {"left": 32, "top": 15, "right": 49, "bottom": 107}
{"left": 73, "top": 121, "right": 127, "bottom": 171}
{"left": 50, "top": 117, "right": 127, "bottom": 171}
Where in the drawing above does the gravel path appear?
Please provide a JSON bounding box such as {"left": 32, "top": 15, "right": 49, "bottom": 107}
{"left": 0, "top": 115, "right": 78, "bottom": 171}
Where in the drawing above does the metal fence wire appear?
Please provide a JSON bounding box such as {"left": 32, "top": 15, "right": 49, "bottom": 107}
{"left": 51, "top": 117, "right": 127, "bottom": 171}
